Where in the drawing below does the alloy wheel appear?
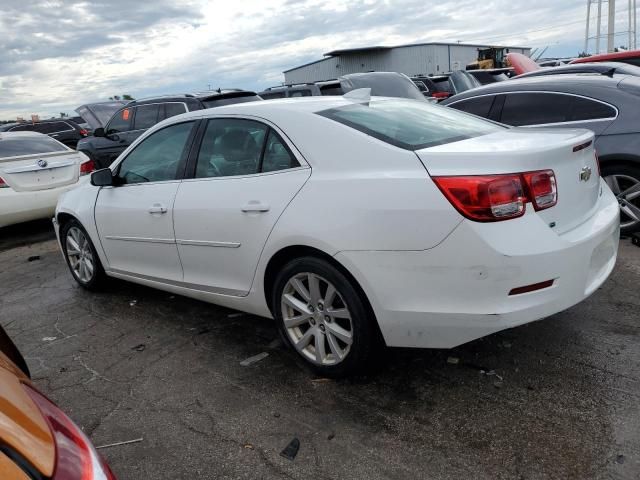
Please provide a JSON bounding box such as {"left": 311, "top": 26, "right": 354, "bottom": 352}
{"left": 281, "top": 272, "right": 353, "bottom": 366}
{"left": 604, "top": 174, "right": 640, "bottom": 230}
{"left": 66, "top": 227, "right": 95, "bottom": 283}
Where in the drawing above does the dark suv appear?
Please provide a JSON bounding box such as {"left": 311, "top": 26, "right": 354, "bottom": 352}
{"left": 0, "top": 119, "right": 88, "bottom": 148}
{"left": 77, "top": 90, "right": 262, "bottom": 168}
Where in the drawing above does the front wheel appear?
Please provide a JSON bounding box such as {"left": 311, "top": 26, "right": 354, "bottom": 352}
{"left": 602, "top": 164, "right": 640, "bottom": 235}
{"left": 272, "top": 256, "right": 379, "bottom": 377}
{"left": 61, "top": 220, "right": 105, "bottom": 290}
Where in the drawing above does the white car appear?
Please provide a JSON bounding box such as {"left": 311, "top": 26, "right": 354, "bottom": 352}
{"left": 0, "top": 132, "right": 94, "bottom": 228}
{"left": 54, "top": 93, "right": 620, "bottom": 376}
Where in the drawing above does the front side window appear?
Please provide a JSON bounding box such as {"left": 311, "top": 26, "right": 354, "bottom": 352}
{"left": 318, "top": 99, "right": 502, "bottom": 150}
{"left": 501, "top": 92, "right": 572, "bottom": 126}
{"left": 0, "top": 136, "right": 67, "bottom": 158}
{"left": 450, "top": 96, "right": 496, "bottom": 118}
{"left": 195, "top": 119, "right": 267, "bottom": 178}
{"left": 107, "top": 108, "right": 132, "bottom": 134}
{"left": 116, "top": 121, "right": 194, "bottom": 185}
{"left": 133, "top": 104, "right": 160, "bottom": 130}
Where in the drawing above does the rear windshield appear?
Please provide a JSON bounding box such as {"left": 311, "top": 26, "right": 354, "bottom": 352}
{"left": 201, "top": 94, "right": 262, "bottom": 109}
{"left": 317, "top": 99, "right": 502, "bottom": 150}
{"left": 0, "top": 135, "right": 67, "bottom": 158}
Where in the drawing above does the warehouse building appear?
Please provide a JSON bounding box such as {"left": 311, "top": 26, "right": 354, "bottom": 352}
{"left": 283, "top": 42, "right": 530, "bottom": 84}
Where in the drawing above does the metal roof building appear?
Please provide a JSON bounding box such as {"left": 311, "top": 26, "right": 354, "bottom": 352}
{"left": 283, "top": 42, "right": 531, "bottom": 84}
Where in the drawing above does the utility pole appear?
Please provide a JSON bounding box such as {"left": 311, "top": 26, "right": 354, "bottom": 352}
{"left": 585, "top": 0, "right": 592, "bottom": 52}
{"left": 596, "top": 0, "right": 602, "bottom": 53}
{"left": 608, "top": 0, "right": 616, "bottom": 52}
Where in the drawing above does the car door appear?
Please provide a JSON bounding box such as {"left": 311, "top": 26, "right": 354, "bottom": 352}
{"left": 173, "top": 117, "right": 311, "bottom": 296}
{"left": 94, "top": 120, "right": 197, "bottom": 281}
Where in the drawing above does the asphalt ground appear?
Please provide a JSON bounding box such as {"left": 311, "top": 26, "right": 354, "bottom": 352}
{"left": 1, "top": 221, "right": 639, "bottom": 479}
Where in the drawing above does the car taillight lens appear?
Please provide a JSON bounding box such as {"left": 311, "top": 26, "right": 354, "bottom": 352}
{"left": 79, "top": 129, "right": 88, "bottom": 136}
{"left": 80, "top": 159, "right": 95, "bottom": 176}
{"left": 522, "top": 170, "right": 557, "bottom": 210}
{"left": 22, "top": 384, "right": 117, "bottom": 480}
{"left": 433, "top": 174, "right": 527, "bottom": 221}
{"left": 431, "top": 92, "right": 450, "bottom": 99}
{"left": 433, "top": 170, "right": 557, "bottom": 222}
{"left": 0, "top": 176, "right": 8, "bottom": 188}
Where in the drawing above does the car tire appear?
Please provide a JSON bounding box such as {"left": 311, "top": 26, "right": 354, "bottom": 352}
{"left": 272, "top": 256, "right": 379, "bottom": 377}
{"left": 61, "top": 219, "right": 106, "bottom": 290}
{"left": 602, "top": 164, "right": 640, "bottom": 235}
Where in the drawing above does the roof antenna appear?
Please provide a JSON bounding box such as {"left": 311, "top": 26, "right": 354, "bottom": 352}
{"left": 343, "top": 88, "right": 371, "bottom": 103}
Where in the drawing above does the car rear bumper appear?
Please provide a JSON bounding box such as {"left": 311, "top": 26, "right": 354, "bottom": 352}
{"left": 335, "top": 180, "right": 620, "bottom": 349}
{"left": 0, "top": 182, "right": 82, "bottom": 228}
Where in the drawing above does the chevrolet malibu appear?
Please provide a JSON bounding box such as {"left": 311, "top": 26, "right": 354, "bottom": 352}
{"left": 54, "top": 93, "right": 620, "bottom": 376}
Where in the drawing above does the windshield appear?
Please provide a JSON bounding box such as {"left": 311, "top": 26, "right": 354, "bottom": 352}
{"left": 76, "top": 101, "right": 127, "bottom": 129}
{"left": 318, "top": 99, "right": 502, "bottom": 150}
{"left": 449, "top": 71, "right": 482, "bottom": 94}
{"left": 340, "top": 73, "right": 425, "bottom": 101}
{"left": 0, "top": 135, "right": 68, "bottom": 158}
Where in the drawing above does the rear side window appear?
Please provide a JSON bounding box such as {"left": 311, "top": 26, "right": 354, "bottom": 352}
{"left": 289, "top": 89, "right": 312, "bottom": 97}
{"left": 261, "top": 130, "right": 300, "bottom": 172}
{"left": 163, "top": 102, "right": 187, "bottom": 120}
{"left": 501, "top": 92, "right": 573, "bottom": 126}
{"left": 449, "top": 96, "right": 496, "bottom": 118}
{"left": 9, "top": 124, "right": 35, "bottom": 132}
{"left": 570, "top": 97, "right": 616, "bottom": 121}
{"left": 318, "top": 99, "right": 502, "bottom": 150}
{"left": 133, "top": 104, "right": 160, "bottom": 130}
{"left": 261, "top": 92, "right": 286, "bottom": 99}
{"left": 0, "top": 136, "right": 67, "bottom": 158}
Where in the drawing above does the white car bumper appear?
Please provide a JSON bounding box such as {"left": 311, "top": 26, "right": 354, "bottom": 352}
{"left": 335, "top": 181, "right": 620, "bottom": 349}
{"left": 0, "top": 182, "right": 83, "bottom": 229}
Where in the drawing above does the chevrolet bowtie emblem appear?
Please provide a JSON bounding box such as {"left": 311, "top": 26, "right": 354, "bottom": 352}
{"left": 579, "top": 166, "right": 592, "bottom": 182}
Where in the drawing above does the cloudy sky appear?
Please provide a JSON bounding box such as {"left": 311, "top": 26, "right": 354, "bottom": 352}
{"left": 0, "top": 0, "right": 635, "bottom": 119}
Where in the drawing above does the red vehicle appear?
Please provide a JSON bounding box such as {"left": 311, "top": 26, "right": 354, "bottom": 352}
{"left": 505, "top": 53, "right": 541, "bottom": 75}
{"left": 570, "top": 49, "right": 640, "bottom": 67}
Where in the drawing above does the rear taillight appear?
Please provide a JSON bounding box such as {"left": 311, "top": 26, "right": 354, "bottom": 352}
{"left": 79, "top": 129, "right": 89, "bottom": 137}
{"left": 22, "top": 384, "right": 117, "bottom": 480}
{"left": 0, "top": 176, "right": 8, "bottom": 188}
{"left": 431, "top": 92, "right": 450, "bottom": 99}
{"left": 80, "top": 159, "right": 95, "bottom": 176}
{"left": 433, "top": 170, "right": 557, "bottom": 222}
{"left": 522, "top": 170, "right": 557, "bottom": 210}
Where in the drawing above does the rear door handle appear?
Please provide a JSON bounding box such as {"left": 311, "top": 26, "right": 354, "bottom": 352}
{"left": 148, "top": 204, "right": 168, "bottom": 214}
{"left": 241, "top": 201, "right": 270, "bottom": 213}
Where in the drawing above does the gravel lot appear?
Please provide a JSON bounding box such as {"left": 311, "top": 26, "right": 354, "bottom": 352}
{"left": 1, "top": 222, "right": 639, "bottom": 480}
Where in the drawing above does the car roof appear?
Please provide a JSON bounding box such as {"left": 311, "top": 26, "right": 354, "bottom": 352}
{"left": 0, "top": 131, "right": 51, "bottom": 139}
{"left": 571, "top": 49, "right": 640, "bottom": 63}
{"left": 129, "top": 90, "right": 259, "bottom": 105}
{"left": 443, "top": 73, "right": 627, "bottom": 101}
{"left": 517, "top": 62, "right": 640, "bottom": 78}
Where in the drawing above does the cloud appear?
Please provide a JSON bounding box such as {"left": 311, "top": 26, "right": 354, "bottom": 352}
{"left": 0, "top": 0, "right": 627, "bottom": 119}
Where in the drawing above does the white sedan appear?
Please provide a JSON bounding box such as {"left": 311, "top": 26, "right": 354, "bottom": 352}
{"left": 54, "top": 93, "right": 620, "bottom": 376}
{"left": 0, "top": 132, "right": 94, "bottom": 228}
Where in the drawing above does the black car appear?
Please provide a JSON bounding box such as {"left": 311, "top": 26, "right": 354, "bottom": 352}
{"left": 260, "top": 72, "right": 426, "bottom": 101}
{"left": 77, "top": 90, "right": 262, "bottom": 168}
{"left": 0, "top": 119, "right": 88, "bottom": 148}
{"left": 442, "top": 73, "right": 640, "bottom": 233}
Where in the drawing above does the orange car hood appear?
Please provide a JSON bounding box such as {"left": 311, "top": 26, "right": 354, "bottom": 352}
{"left": 0, "top": 352, "right": 55, "bottom": 478}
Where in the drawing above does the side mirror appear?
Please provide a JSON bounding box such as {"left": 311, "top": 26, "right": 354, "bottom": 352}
{"left": 91, "top": 168, "right": 114, "bottom": 187}
{"left": 93, "top": 127, "right": 105, "bottom": 137}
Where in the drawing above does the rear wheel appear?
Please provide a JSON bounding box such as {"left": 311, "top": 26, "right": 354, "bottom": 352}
{"left": 61, "top": 220, "right": 105, "bottom": 290}
{"left": 272, "top": 256, "right": 379, "bottom": 377}
{"left": 602, "top": 164, "right": 640, "bottom": 234}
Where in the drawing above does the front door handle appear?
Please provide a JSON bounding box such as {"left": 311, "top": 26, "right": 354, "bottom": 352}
{"left": 241, "top": 201, "right": 270, "bottom": 213}
{"left": 148, "top": 204, "right": 168, "bottom": 214}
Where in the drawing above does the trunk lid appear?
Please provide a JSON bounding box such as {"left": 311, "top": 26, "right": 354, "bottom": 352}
{"left": 0, "top": 151, "right": 83, "bottom": 192}
{"left": 417, "top": 127, "right": 601, "bottom": 233}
